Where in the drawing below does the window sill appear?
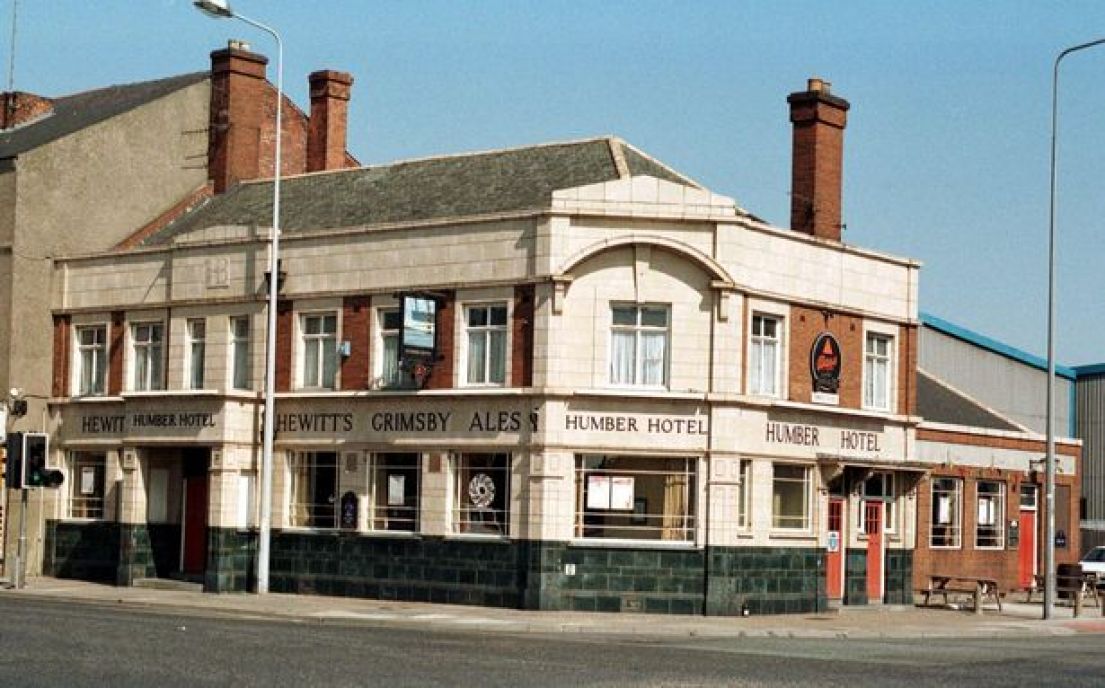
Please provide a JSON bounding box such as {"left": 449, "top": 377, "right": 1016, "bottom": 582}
{"left": 769, "top": 529, "right": 816, "bottom": 540}
{"left": 569, "top": 538, "right": 698, "bottom": 550}
{"left": 929, "top": 545, "right": 964, "bottom": 551}
{"left": 68, "top": 395, "right": 124, "bottom": 403}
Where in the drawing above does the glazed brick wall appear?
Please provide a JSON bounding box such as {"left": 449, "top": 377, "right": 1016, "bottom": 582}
{"left": 787, "top": 306, "right": 863, "bottom": 407}
{"left": 44, "top": 520, "right": 119, "bottom": 583}
{"left": 340, "top": 295, "right": 370, "bottom": 390}
{"left": 206, "top": 527, "right": 257, "bottom": 593}
{"left": 512, "top": 285, "right": 534, "bottom": 387}
{"left": 107, "top": 311, "right": 125, "bottom": 395}
{"left": 425, "top": 290, "right": 455, "bottom": 390}
{"left": 52, "top": 315, "right": 70, "bottom": 397}
{"left": 913, "top": 467, "right": 1081, "bottom": 595}
{"left": 275, "top": 300, "right": 293, "bottom": 392}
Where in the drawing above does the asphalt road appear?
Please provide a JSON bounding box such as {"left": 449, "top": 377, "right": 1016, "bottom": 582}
{"left": 0, "top": 596, "right": 1102, "bottom": 687}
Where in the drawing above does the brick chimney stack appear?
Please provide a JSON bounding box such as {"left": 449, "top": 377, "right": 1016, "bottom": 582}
{"left": 208, "top": 40, "right": 269, "bottom": 193}
{"left": 307, "top": 70, "right": 353, "bottom": 172}
{"left": 788, "top": 77, "right": 850, "bottom": 242}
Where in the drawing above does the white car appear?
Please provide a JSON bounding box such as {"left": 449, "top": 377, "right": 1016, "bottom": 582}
{"left": 1081, "top": 546, "right": 1105, "bottom": 586}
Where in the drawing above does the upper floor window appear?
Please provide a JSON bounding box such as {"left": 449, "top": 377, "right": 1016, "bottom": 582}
{"left": 186, "top": 319, "right": 206, "bottom": 390}
{"left": 465, "top": 304, "right": 507, "bottom": 385}
{"left": 864, "top": 332, "right": 893, "bottom": 410}
{"left": 378, "top": 309, "right": 416, "bottom": 389}
{"left": 610, "top": 304, "right": 668, "bottom": 387}
{"left": 74, "top": 325, "right": 107, "bottom": 396}
{"left": 132, "top": 322, "right": 164, "bottom": 391}
{"left": 230, "top": 316, "right": 251, "bottom": 390}
{"left": 930, "top": 477, "right": 962, "bottom": 548}
{"left": 750, "top": 314, "right": 782, "bottom": 396}
{"left": 301, "top": 313, "right": 337, "bottom": 389}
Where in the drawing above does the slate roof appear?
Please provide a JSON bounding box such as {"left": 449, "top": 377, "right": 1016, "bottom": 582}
{"left": 142, "top": 137, "right": 712, "bottom": 246}
{"left": 916, "top": 369, "right": 1022, "bottom": 432}
{"left": 0, "top": 72, "right": 208, "bottom": 159}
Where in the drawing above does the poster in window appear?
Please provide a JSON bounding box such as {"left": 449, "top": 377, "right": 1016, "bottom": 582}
{"left": 937, "top": 495, "right": 951, "bottom": 525}
{"left": 399, "top": 295, "right": 436, "bottom": 362}
{"left": 978, "top": 498, "right": 994, "bottom": 526}
{"left": 586, "top": 475, "right": 611, "bottom": 510}
{"left": 387, "top": 474, "right": 406, "bottom": 506}
{"left": 610, "top": 476, "right": 635, "bottom": 511}
{"left": 80, "top": 467, "right": 96, "bottom": 496}
{"left": 632, "top": 497, "right": 648, "bottom": 525}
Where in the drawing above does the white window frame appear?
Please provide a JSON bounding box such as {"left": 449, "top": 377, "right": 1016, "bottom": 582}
{"left": 288, "top": 451, "right": 338, "bottom": 529}
{"left": 66, "top": 451, "right": 106, "bottom": 520}
{"left": 975, "top": 480, "right": 1005, "bottom": 550}
{"left": 749, "top": 312, "right": 784, "bottom": 397}
{"left": 130, "top": 321, "right": 164, "bottom": 391}
{"left": 862, "top": 327, "right": 896, "bottom": 411}
{"left": 573, "top": 455, "right": 697, "bottom": 543}
{"left": 376, "top": 308, "right": 416, "bottom": 389}
{"left": 73, "top": 323, "right": 108, "bottom": 397}
{"left": 930, "top": 477, "right": 963, "bottom": 549}
{"left": 771, "top": 463, "right": 812, "bottom": 531}
{"left": 463, "top": 302, "right": 509, "bottom": 387}
{"left": 370, "top": 452, "right": 421, "bottom": 532}
{"left": 186, "top": 318, "right": 206, "bottom": 390}
{"left": 230, "top": 315, "right": 252, "bottom": 390}
{"left": 737, "top": 459, "right": 752, "bottom": 530}
{"left": 608, "top": 303, "right": 670, "bottom": 389}
{"left": 450, "top": 453, "right": 511, "bottom": 536}
{"left": 298, "top": 311, "right": 339, "bottom": 390}
{"left": 860, "top": 472, "right": 897, "bottom": 535}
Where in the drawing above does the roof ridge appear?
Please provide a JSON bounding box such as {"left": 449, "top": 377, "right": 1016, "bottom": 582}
{"left": 51, "top": 71, "right": 208, "bottom": 103}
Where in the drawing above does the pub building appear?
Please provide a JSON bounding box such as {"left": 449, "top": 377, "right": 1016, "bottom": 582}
{"left": 35, "top": 71, "right": 1080, "bottom": 614}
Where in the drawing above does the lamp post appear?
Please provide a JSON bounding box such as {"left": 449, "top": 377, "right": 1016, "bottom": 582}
{"left": 194, "top": 0, "right": 282, "bottom": 594}
{"left": 1044, "top": 36, "right": 1105, "bottom": 620}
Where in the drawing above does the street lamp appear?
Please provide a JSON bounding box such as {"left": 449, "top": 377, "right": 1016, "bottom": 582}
{"left": 194, "top": 0, "right": 283, "bottom": 594}
{"left": 1044, "top": 35, "right": 1105, "bottom": 620}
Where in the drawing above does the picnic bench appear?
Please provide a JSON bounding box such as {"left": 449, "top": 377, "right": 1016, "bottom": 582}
{"left": 918, "top": 574, "right": 1002, "bottom": 614}
{"left": 1025, "top": 566, "right": 1101, "bottom": 616}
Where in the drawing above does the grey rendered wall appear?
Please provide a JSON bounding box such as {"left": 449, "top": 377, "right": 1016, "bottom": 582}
{"left": 919, "top": 326, "right": 1072, "bottom": 435}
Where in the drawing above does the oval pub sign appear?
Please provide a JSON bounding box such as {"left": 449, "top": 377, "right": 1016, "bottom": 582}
{"left": 810, "top": 332, "right": 841, "bottom": 394}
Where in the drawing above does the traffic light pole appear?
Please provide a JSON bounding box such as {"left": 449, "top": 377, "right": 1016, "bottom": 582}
{"left": 14, "top": 488, "right": 26, "bottom": 589}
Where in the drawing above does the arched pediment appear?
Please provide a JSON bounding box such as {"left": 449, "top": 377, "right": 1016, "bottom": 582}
{"left": 555, "top": 235, "right": 736, "bottom": 287}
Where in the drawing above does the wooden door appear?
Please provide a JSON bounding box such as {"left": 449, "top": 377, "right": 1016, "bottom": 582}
{"left": 826, "top": 498, "right": 845, "bottom": 599}
{"left": 1019, "top": 508, "right": 1037, "bottom": 589}
{"left": 865, "top": 501, "right": 884, "bottom": 602}
{"left": 181, "top": 476, "right": 208, "bottom": 575}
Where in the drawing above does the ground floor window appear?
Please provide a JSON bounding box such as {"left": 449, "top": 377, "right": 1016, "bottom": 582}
{"left": 736, "top": 459, "right": 752, "bottom": 530}
{"left": 372, "top": 453, "right": 420, "bottom": 532}
{"left": 975, "top": 480, "right": 1005, "bottom": 549}
{"left": 772, "top": 463, "right": 811, "bottom": 530}
{"left": 575, "top": 455, "right": 696, "bottom": 542}
{"left": 930, "top": 477, "right": 962, "bottom": 548}
{"left": 289, "top": 452, "right": 338, "bottom": 529}
{"left": 67, "top": 452, "right": 106, "bottom": 519}
{"left": 452, "top": 453, "right": 510, "bottom": 535}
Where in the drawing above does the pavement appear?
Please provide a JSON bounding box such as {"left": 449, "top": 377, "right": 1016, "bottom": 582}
{"left": 4, "top": 575, "right": 1105, "bottom": 640}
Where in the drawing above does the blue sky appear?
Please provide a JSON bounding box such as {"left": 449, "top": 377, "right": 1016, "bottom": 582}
{"left": 10, "top": 1, "right": 1105, "bottom": 364}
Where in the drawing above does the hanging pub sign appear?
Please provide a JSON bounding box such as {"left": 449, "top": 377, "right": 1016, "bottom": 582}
{"left": 398, "top": 293, "right": 438, "bottom": 385}
{"left": 810, "top": 332, "right": 841, "bottom": 404}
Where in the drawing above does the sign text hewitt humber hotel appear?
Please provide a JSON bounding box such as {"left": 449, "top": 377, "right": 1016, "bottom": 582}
{"left": 38, "top": 57, "right": 1080, "bottom": 615}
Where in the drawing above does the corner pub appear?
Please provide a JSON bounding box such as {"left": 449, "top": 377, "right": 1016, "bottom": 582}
{"left": 34, "top": 71, "right": 1079, "bottom": 615}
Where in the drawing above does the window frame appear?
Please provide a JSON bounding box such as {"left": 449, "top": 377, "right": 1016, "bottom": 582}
{"left": 975, "top": 480, "right": 1006, "bottom": 549}
{"left": 376, "top": 308, "right": 417, "bottom": 389}
{"left": 298, "top": 311, "right": 339, "bottom": 390}
{"left": 130, "top": 321, "right": 165, "bottom": 392}
{"left": 463, "top": 302, "right": 509, "bottom": 387}
{"left": 230, "top": 315, "right": 252, "bottom": 391}
{"left": 771, "top": 463, "right": 812, "bottom": 531}
{"left": 450, "top": 453, "right": 511, "bottom": 536}
{"left": 66, "top": 451, "right": 107, "bottom": 520}
{"left": 370, "top": 452, "right": 421, "bottom": 532}
{"left": 573, "top": 455, "right": 697, "bottom": 543}
{"left": 736, "top": 459, "right": 752, "bottom": 531}
{"left": 862, "top": 330, "right": 895, "bottom": 411}
{"left": 73, "top": 323, "right": 108, "bottom": 397}
{"left": 288, "top": 451, "right": 339, "bottom": 529}
{"left": 930, "top": 476, "right": 963, "bottom": 549}
{"left": 186, "top": 318, "right": 206, "bottom": 390}
{"left": 608, "top": 303, "right": 670, "bottom": 389}
{"left": 749, "top": 312, "right": 783, "bottom": 397}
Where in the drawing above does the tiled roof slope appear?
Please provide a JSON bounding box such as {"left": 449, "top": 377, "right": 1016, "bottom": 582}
{"left": 916, "top": 369, "right": 1022, "bottom": 432}
{"left": 143, "top": 137, "right": 706, "bottom": 245}
{"left": 0, "top": 72, "right": 208, "bottom": 159}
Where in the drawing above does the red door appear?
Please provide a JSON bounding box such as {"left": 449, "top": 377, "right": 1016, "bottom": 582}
{"left": 182, "top": 476, "right": 208, "bottom": 575}
{"left": 1019, "top": 508, "right": 1037, "bottom": 589}
{"left": 865, "top": 501, "right": 884, "bottom": 602}
{"left": 826, "top": 498, "right": 844, "bottom": 599}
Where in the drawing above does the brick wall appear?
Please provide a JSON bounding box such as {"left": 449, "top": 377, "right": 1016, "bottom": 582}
{"left": 787, "top": 306, "right": 863, "bottom": 407}
{"left": 340, "top": 295, "right": 370, "bottom": 390}
{"left": 426, "top": 290, "right": 455, "bottom": 390}
{"left": 275, "top": 300, "right": 293, "bottom": 392}
{"left": 52, "top": 315, "right": 70, "bottom": 397}
{"left": 108, "top": 311, "right": 125, "bottom": 395}
{"left": 898, "top": 323, "right": 918, "bottom": 416}
{"left": 512, "top": 285, "right": 534, "bottom": 387}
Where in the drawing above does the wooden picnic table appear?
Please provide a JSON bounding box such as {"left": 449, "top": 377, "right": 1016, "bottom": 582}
{"left": 920, "top": 574, "right": 1002, "bottom": 614}
{"left": 1026, "top": 572, "right": 1101, "bottom": 612}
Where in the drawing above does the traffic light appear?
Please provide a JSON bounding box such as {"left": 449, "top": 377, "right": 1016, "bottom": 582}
{"left": 23, "top": 433, "right": 63, "bottom": 488}
{"left": 5, "top": 431, "right": 24, "bottom": 489}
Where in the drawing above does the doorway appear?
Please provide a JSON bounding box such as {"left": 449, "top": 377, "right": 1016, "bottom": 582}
{"left": 1019, "top": 484, "right": 1038, "bottom": 590}
{"left": 826, "top": 498, "right": 845, "bottom": 600}
{"left": 864, "top": 500, "right": 884, "bottom": 602}
{"left": 180, "top": 448, "right": 210, "bottom": 578}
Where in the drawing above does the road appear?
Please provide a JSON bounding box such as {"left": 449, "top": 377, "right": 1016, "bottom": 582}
{"left": 0, "top": 596, "right": 1101, "bottom": 687}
